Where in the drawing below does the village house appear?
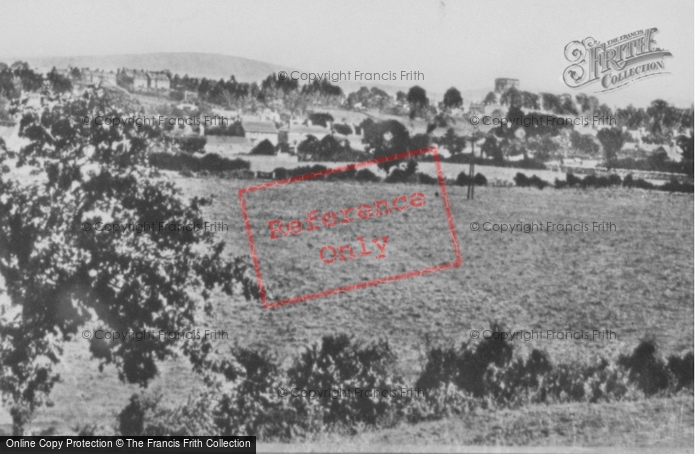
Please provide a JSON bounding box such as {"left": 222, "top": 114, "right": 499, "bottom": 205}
{"left": 284, "top": 123, "right": 329, "bottom": 152}
{"left": 83, "top": 69, "right": 117, "bottom": 86}
{"left": 494, "top": 78, "right": 519, "bottom": 94}
{"left": 150, "top": 72, "right": 171, "bottom": 90}
{"left": 242, "top": 120, "right": 279, "bottom": 145}
{"left": 117, "top": 69, "right": 170, "bottom": 90}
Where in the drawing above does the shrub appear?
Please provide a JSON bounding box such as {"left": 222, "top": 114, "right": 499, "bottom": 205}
{"left": 250, "top": 139, "right": 276, "bottom": 155}
{"left": 415, "top": 332, "right": 692, "bottom": 408}
{"left": 566, "top": 172, "right": 583, "bottom": 187}
{"left": 148, "top": 152, "right": 250, "bottom": 173}
{"left": 355, "top": 168, "right": 380, "bottom": 183}
{"left": 606, "top": 156, "right": 691, "bottom": 175}
{"left": 618, "top": 339, "right": 670, "bottom": 395}
{"left": 417, "top": 172, "right": 438, "bottom": 185}
{"left": 175, "top": 136, "right": 207, "bottom": 154}
{"left": 332, "top": 123, "right": 353, "bottom": 135}
{"left": 474, "top": 173, "right": 488, "bottom": 186}
{"left": 667, "top": 351, "right": 694, "bottom": 390}
{"left": 113, "top": 334, "right": 694, "bottom": 440}
{"left": 285, "top": 164, "right": 329, "bottom": 179}
{"left": 326, "top": 164, "right": 357, "bottom": 181}
{"left": 445, "top": 155, "right": 547, "bottom": 170}
{"left": 620, "top": 173, "right": 693, "bottom": 193}
{"left": 660, "top": 178, "right": 694, "bottom": 194}
{"left": 272, "top": 167, "right": 288, "bottom": 180}
{"left": 206, "top": 348, "right": 299, "bottom": 439}
{"left": 513, "top": 173, "right": 548, "bottom": 189}
{"left": 287, "top": 334, "right": 408, "bottom": 428}
{"left": 308, "top": 112, "right": 334, "bottom": 127}
{"left": 455, "top": 172, "right": 487, "bottom": 187}
{"left": 385, "top": 160, "right": 418, "bottom": 184}
{"left": 117, "top": 392, "right": 214, "bottom": 436}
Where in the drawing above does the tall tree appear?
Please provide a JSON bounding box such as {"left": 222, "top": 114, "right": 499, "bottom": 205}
{"left": 597, "top": 127, "right": 625, "bottom": 169}
{"left": 0, "top": 88, "right": 257, "bottom": 434}
{"left": 407, "top": 86, "right": 428, "bottom": 114}
{"left": 363, "top": 120, "right": 411, "bottom": 173}
{"left": 442, "top": 87, "right": 463, "bottom": 110}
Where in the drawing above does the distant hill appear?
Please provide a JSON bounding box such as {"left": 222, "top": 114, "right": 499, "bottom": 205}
{"left": 10, "top": 52, "right": 491, "bottom": 105}
{"left": 12, "top": 52, "right": 294, "bottom": 83}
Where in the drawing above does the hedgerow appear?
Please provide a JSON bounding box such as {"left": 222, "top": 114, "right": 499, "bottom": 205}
{"left": 118, "top": 332, "right": 693, "bottom": 440}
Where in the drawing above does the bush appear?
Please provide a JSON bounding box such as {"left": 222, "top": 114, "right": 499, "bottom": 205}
{"left": 619, "top": 173, "right": 693, "bottom": 193}
{"left": 445, "top": 155, "right": 547, "bottom": 170}
{"left": 287, "top": 334, "right": 408, "bottom": 428}
{"left": 206, "top": 348, "right": 299, "bottom": 438}
{"left": 285, "top": 164, "right": 329, "bottom": 179}
{"left": 513, "top": 173, "right": 548, "bottom": 189}
{"left": 272, "top": 167, "right": 288, "bottom": 180}
{"left": 308, "top": 112, "right": 334, "bottom": 127}
{"left": 660, "top": 178, "right": 694, "bottom": 194}
{"left": 355, "top": 168, "right": 380, "bottom": 183}
{"left": 326, "top": 164, "right": 357, "bottom": 181}
{"left": 455, "top": 172, "right": 488, "bottom": 187}
{"left": 114, "top": 333, "right": 694, "bottom": 440}
{"left": 607, "top": 156, "right": 692, "bottom": 175}
{"left": 566, "top": 172, "right": 583, "bottom": 187}
{"left": 332, "top": 123, "right": 353, "bottom": 135}
{"left": 618, "top": 339, "right": 670, "bottom": 395}
{"left": 118, "top": 392, "right": 213, "bottom": 436}
{"left": 416, "top": 332, "right": 692, "bottom": 408}
{"left": 148, "top": 152, "right": 250, "bottom": 173}
{"left": 250, "top": 139, "right": 276, "bottom": 155}
{"left": 417, "top": 172, "right": 438, "bottom": 185}
{"left": 574, "top": 174, "right": 623, "bottom": 189}
{"left": 667, "top": 351, "right": 694, "bottom": 390}
{"left": 385, "top": 160, "right": 418, "bottom": 184}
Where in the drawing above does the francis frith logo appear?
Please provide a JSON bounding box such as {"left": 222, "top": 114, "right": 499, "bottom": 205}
{"left": 563, "top": 27, "right": 672, "bottom": 93}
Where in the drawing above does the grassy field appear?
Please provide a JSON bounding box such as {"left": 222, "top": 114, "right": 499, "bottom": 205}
{"left": 1, "top": 174, "right": 693, "bottom": 446}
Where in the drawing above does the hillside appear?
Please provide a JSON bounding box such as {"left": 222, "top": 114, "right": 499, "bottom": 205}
{"left": 9, "top": 52, "right": 490, "bottom": 103}
{"left": 13, "top": 52, "right": 293, "bottom": 83}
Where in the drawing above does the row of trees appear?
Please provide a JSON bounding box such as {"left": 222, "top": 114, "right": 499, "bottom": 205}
{"left": 168, "top": 73, "right": 345, "bottom": 115}
{"left": 484, "top": 87, "right": 693, "bottom": 143}
{"left": 0, "top": 63, "right": 73, "bottom": 100}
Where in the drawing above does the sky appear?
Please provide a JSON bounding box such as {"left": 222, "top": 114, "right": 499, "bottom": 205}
{"left": 0, "top": 0, "right": 694, "bottom": 108}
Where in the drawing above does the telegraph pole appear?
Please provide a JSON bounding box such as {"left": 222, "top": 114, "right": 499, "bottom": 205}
{"left": 467, "top": 132, "right": 477, "bottom": 200}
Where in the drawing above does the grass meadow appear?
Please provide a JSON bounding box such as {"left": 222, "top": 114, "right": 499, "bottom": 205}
{"left": 1, "top": 172, "right": 693, "bottom": 446}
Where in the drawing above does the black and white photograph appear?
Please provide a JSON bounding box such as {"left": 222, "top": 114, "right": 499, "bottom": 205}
{"left": 0, "top": 1, "right": 695, "bottom": 453}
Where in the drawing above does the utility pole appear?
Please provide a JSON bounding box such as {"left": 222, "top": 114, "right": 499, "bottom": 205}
{"left": 467, "top": 132, "right": 477, "bottom": 200}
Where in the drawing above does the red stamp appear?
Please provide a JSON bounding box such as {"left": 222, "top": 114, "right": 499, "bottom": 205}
{"left": 238, "top": 146, "right": 462, "bottom": 309}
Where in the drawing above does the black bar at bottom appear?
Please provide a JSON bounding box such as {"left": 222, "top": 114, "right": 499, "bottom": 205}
{"left": 1, "top": 436, "right": 256, "bottom": 453}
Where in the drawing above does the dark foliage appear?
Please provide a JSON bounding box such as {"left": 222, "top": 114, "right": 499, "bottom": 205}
{"left": 513, "top": 173, "right": 548, "bottom": 189}
{"left": 455, "top": 172, "right": 487, "bottom": 187}
{"left": 355, "top": 168, "right": 381, "bottom": 183}
{"left": 308, "top": 112, "right": 334, "bottom": 127}
{"left": 287, "top": 335, "right": 407, "bottom": 427}
{"left": 445, "top": 154, "right": 547, "bottom": 170}
{"left": 149, "top": 152, "right": 250, "bottom": 173}
{"left": 385, "top": 160, "right": 418, "bottom": 183}
{"left": 250, "top": 139, "right": 276, "bottom": 155}
{"left": 332, "top": 123, "right": 353, "bottom": 135}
